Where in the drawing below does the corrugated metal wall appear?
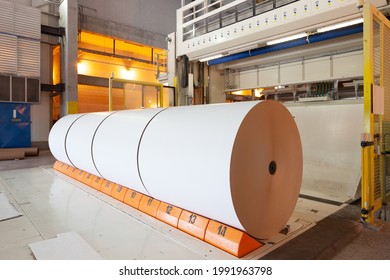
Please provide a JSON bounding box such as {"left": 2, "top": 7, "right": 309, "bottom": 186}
{"left": 17, "top": 39, "right": 40, "bottom": 77}
{"left": 14, "top": 4, "right": 41, "bottom": 39}
{"left": 0, "top": 34, "right": 17, "bottom": 75}
{"left": 0, "top": 1, "right": 14, "bottom": 33}
{"left": 0, "top": 0, "right": 41, "bottom": 102}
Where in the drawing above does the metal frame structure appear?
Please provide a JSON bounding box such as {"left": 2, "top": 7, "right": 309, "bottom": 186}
{"left": 361, "top": 2, "right": 390, "bottom": 224}
{"left": 108, "top": 76, "right": 164, "bottom": 111}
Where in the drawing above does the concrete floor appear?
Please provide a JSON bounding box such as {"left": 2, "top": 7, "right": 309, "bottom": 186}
{"left": 1, "top": 150, "right": 390, "bottom": 260}
{"left": 263, "top": 203, "right": 390, "bottom": 259}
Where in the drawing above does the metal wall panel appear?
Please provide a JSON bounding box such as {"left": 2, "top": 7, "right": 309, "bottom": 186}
{"left": 17, "top": 39, "right": 40, "bottom": 78}
{"left": 14, "top": 4, "right": 41, "bottom": 39}
{"left": 280, "top": 61, "right": 303, "bottom": 84}
{"left": 304, "top": 57, "right": 331, "bottom": 82}
{"left": 239, "top": 70, "right": 257, "bottom": 89}
{"left": 0, "top": 34, "right": 17, "bottom": 75}
{"left": 258, "top": 66, "right": 278, "bottom": 87}
{"left": 0, "top": 75, "right": 10, "bottom": 102}
{"left": 333, "top": 51, "right": 363, "bottom": 79}
{"left": 27, "top": 78, "right": 40, "bottom": 103}
{"left": 12, "top": 76, "right": 26, "bottom": 102}
{"left": 0, "top": 0, "right": 15, "bottom": 33}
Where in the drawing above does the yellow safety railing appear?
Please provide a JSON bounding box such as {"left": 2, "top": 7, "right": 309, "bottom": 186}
{"left": 361, "top": 3, "right": 390, "bottom": 224}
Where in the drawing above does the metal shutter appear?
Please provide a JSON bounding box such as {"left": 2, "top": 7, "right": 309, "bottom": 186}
{"left": 17, "top": 38, "right": 40, "bottom": 78}
{"left": 0, "top": 34, "right": 17, "bottom": 75}
{"left": 14, "top": 4, "right": 41, "bottom": 39}
{"left": 0, "top": 0, "right": 14, "bottom": 33}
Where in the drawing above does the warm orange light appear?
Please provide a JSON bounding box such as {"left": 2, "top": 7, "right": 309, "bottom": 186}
{"left": 77, "top": 61, "right": 87, "bottom": 74}
{"left": 255, "top": 88, "right": 264, "bottom": 98}
{"left": 120, "top": 68, "right": 135, "bottom": 80}
{"left": 231, "top": 90, "right": 252, "bottom": 96}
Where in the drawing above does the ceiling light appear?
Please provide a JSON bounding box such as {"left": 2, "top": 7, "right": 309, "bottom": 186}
{"left": 121, "top": 68, "right": 135, "bottom": 80}
{"left": 266, "top": 33, "right": 307, "bottom": 46}
{"left": 199, "top": 54, "right": 223, "bottom": 62}
{"left": 317, "top": 18, "right": 363, "bottom": 33}
{"left": 77, "top": 61, "right": 87, "bottom": 74}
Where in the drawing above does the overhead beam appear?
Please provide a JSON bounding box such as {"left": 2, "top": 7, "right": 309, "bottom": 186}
{"left": 41, "top": 24, "right": 65, "bottom": 37}
{"left": 41, "top": 83, "right": 65, "bottom": 93}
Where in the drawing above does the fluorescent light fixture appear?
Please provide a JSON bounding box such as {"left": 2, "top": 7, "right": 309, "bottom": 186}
{"left": 228, "top": 44, "right": 259, "bottom": 54}
{"left": 199, "top": 54, "right": 223, "bottom": 62}
{"left": 317, "top": 18, "right": 363, "bottom": 33}
{"left": 266, "top": 33, "right": 307, "bottom": 46}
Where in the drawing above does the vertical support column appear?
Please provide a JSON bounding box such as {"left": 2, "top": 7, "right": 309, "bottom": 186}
{"left": 159, "top": 84, "right": 164, "bottom": 108}
{"left": 59, "top": 0, "right": 79, "bottom": 116}
{"left": 362, "top": 3, "right": 375, "bottom": 224}
{"left": 108, "top": 74, "right": 113, "bottom": 111}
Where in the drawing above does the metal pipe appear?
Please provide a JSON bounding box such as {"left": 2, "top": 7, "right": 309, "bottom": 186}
{"left": 209, "top": 24, "right": 364, "bottom": 65}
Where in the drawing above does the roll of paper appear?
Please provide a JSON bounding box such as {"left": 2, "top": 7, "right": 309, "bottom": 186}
{"left": 49, "top": 101, "right": 302, "bottom": 239}
{"left": 66, "top": 112, "right": 114, "bottom": 176}
{"left": 92, "top": 108, "right": 165, "bottom": 193}
{"left": 139, "top": 101, "right": 302, "bottom": 239}
{"left": 48, "top": 113, "right": 85, "bottom": 167}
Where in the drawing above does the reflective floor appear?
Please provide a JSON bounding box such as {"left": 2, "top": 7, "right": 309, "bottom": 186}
{"left": 0, "top": 165, "right": 232, "bottom": 259}
{"left": 1, "top": 151, "right": 389, "bottom": 260}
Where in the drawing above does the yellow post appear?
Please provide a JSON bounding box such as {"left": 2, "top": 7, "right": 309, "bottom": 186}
{"left": 174, "top": 76, "right": 178, "bottom": 106}
{"left": 361, "top": 3, "right": 375, "bottom": 223}
{"left": 67, "top": 101, "right": 78, "bottom": 114}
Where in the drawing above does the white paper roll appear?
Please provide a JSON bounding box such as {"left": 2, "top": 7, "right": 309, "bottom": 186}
{"left": 66, "top": 112, "right": 114, "bottom": 176}
{"left": 139, "top": 101, "right": 302, "bottom": 239}
{"left": 92, "top": 108, "right": 166, "bottom": 194}
{"left": 48, "top": 113, "right": 85, "bottom": 166}
{"left": 49, "top": 100, "right": 302, "bottom": 239}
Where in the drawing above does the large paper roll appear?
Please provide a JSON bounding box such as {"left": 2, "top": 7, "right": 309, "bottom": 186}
{"left": 48, "top": 113, "right": 85, "bottom": 166}
{"left": 139, "top": 101, "right": 302, "bottom": 239}
{"left": 92, "top": 108, "right": 165, "bottom": 193}
{"left": 66, "top": 112, "right": 114, "bottom": 176}
{"left": 49, "top": 100, "right": 302, "bottom": 239}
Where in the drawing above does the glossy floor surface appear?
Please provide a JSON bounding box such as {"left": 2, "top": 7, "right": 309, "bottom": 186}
{"left": 0, "top": 150, "right": 389, "bottom": 260}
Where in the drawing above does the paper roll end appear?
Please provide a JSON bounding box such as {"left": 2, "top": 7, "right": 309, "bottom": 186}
{"left": 230, "top": 100, "right": 303, "bottom": 239}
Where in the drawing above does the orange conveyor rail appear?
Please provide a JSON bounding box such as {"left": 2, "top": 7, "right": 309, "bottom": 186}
{"left": 53, "top": 161, "right": 263, "bottom": 258}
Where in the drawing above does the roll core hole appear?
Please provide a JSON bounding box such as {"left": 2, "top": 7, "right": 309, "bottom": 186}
{"left": 269, "top": 161, "right": 277, "bottom": 175}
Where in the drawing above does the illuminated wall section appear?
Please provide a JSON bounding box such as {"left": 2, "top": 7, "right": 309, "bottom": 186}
{"left": 77, "top": 31, "right": 167, "bottom": 113}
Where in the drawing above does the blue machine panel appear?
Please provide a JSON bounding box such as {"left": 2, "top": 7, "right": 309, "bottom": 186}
{"left": 0, "top": 103, "right": 31, "bottom": 148}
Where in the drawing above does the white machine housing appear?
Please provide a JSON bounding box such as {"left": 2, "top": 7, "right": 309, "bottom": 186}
{"left": 176, "top": 0, "right": 386, "bottom": 61}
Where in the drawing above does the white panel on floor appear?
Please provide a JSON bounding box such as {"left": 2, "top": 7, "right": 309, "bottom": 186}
{"left": 0, "top": 193, "right": 22, "bottom": 222}
{"left": 29, "top": 231, "right": 102, "bottom": 260}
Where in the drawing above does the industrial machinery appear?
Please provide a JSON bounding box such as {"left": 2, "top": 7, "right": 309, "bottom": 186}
{"left": 172, "top": 0, "right": 390, "bottom": 227}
